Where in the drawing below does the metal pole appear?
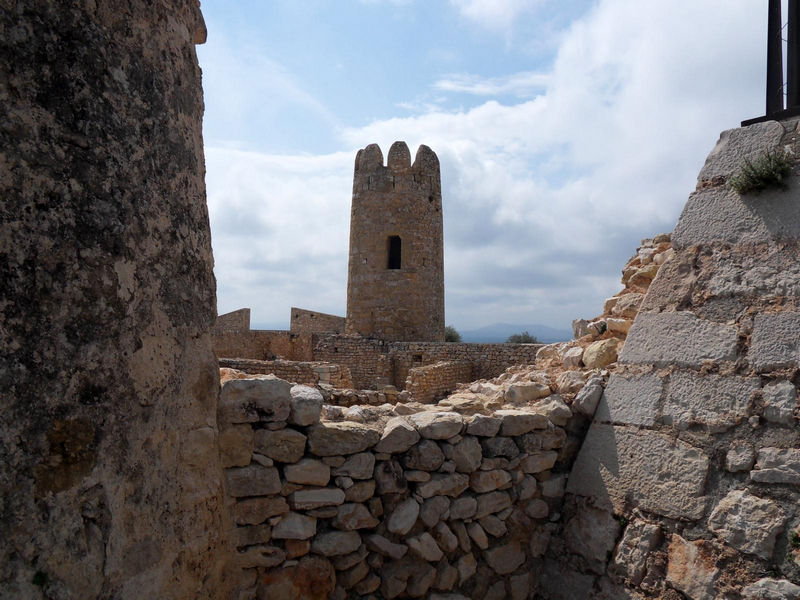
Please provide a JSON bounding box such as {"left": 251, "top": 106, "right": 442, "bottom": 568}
{"left": 789, "top": 0, "right": 800, "bottom": 107}
{"left": 767, "top": 0, "right": 784, "bottom": 115}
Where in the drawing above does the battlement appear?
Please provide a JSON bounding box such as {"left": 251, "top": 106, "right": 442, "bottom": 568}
{"left": 354, "top": 141, "right": 440, "bottom": 174}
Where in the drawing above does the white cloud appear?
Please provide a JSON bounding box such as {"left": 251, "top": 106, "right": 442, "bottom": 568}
{"left": 449, "top": 0, "right": 542, "bottom": 33}
{"left": 205, "top": 0, "right": 767, "bottom": 331}
{"left": 434, "top": 71, "right": 550, "bottom": 97}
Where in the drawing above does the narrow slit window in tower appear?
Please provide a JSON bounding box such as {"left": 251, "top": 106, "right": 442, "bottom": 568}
{"left": 387, "top": 235, "right": 401, "bottom": 269}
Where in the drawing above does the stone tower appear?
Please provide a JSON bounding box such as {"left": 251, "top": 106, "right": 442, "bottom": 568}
{"left": 345, "top": 142, "right": 445, "bottom": 342}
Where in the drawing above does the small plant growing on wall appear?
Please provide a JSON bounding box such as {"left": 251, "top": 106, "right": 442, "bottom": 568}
{"left": 729, "top": 149, "right": 793, "bottom": 194}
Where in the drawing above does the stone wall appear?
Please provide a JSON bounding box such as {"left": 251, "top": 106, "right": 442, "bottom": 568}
{"left": 312, "top": 334, "right": 394, "bottom": 390}
{"left": 405, "top": 361, "right": 474, "bottom": 404}
{"left": 312, "top": 334, "right": 542, "bottom": 391}
{"left": 215, "top": 308, "right": 252, "bottom": 333}
{"left": 220, "top": 358, "right": 353, "bottom": 389}
{"left": 0, "top": 2, "right": 231, "bottom": 598}
{"left": 217, "top": 375, "right": 574, "bottom": 599}
{"left": 291, "top": 307, "right": 346, "bottom": 334}
{"left": 345, "top": 142, "right": 445, "bottom": 342}
{"left": 214, "top": 330, "right": 314, "bottom": 362}
{"left": 548, "top": 119, "right": 800, "bottom": 599}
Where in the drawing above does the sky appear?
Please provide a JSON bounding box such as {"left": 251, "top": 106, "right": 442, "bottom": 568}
{"left": 197, "top": 0, "right": 769, "bottom": 332}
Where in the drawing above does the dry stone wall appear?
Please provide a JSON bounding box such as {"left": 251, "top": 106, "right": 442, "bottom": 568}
{"left": 217, "top": 374, "right": 575, "bottom": 600}
{"left": 405, "top": 361, "right": 474, "bottom": 404}
{"left": 215, "top": 329, "right": 314, "bottom": 362}
{"left": 550, "top": 119, "right": 800, "bottom": 599}
{"left": 0, "top": 2, "right": 231, "bottom": 598}
{"left": 220, "top": 358, "right": 353, "bottom": 389}
{"left": 312, "top": 334, "right": 542, "bottom": 392}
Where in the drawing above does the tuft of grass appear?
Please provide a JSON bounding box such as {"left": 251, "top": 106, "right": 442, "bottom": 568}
{"left": 790, "top": 530, "right": 800, "bottom": 549}
{"left": 729, "top": 149, "right": 793, "bottom": 195}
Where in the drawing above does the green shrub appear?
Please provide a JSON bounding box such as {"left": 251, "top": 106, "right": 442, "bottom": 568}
{"left": 444, "top": 325, "right": 462, "bottom": 343}
{"left": 729, "top": 149, "right": 792, "bottom": 194}
{"left": 506, "top": 331, "right": 538, "bottom": 344}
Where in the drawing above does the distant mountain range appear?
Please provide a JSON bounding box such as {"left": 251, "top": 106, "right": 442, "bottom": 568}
{"left": 459, "top": 322, "right": 572, "bottom": 344}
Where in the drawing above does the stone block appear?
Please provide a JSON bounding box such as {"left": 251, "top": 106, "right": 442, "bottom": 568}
{"left": 538, "top": 559, "right": 596, "bottom": 600}
{"left": 611, "top": 519, "right": 661, "bottom": 586}
{"left": 365, "top": 534, "right": 407, "bottom": 560}
{"left": 307, "top": 421, "right": 381, "bottom": 456}
{"left": 726, "top": 443, "right": 755, "bottom": 472}
{"left": 620, "top": 312, "right": 738, "bottom": 368}
{"left": 407, "top": 532, "right": 443, "bottom": 561}
{"left": 564, "top": 502, "right": 621, "bottom": 574}
{"left": 332, "top": 452, "right": 375, "bottom": 479}
{"left": 403, "top": 439, "right": 445, "bottom": 471}
{"left": 595, "top": 372, "right": 663, "bottom": 426}
{"left": 504, "top": 381, "right": 551, "bottom": 403}
{"left": 520, "top": 451, "right": 558, "bottom": 474}
{"left": 284, "top": 458, "right": 330, "bottom": 486}
{"left": 450, "top": 435, "right": 482, "bottom": 473}
{"left": 466, "top": 414, "right": 502, "bottom": 437}
{"left": 475, "top": 491, "right": 512, "bottom": 518}
{"left": 219, "top": 375, "right": 292, "bottom": 423}
{"left": 666, "top": 535, "right": 719, "bottom": 600}
{"left": 751, "top": 447, "right": 800, "bottom": 484}
{"left": 311, "top": 531, "right": 361, "bottom": 557}
{"left": 289, "top": 488, "right": 346, "bottom": 510}
{"left": 530, "top": 395, "right": 572, "bottom": 426}
{"left": 612, "top": 293, "right": 644, "bottom": 319}
{"left": 742, "top": 578, "right": 800, "bottom": 599}
{"left": 448, "top": 497, "right": 476, "bottom": 521}
{"left": 375, "top": 417, "right": 420, "bottom": 453}
{"left": 663, "top": 371, "right": 758, "bottom": 432}
{"left": 697, "top": 121, "right": 784, "bottom": 182}
{"left": 219, "top": 424, "right": 254, "bottom": 468}
{"left": 567, "top": 424, "right": 709, "bottom": 520}
{"left": 495, "top": 409, "right": 549, "bottom": 436}
{"left": 673, "top": 181, "right": 800, "bottom": 249}
{"left": 583, "top": 338, "right": 621, "bottom": 369}
{"left": 417, "top": 473, "right": 469, "bottom": 499}
{"left": 409, "top": 411, "right": 464, "bottom": 439}
{"left": 225, "top": 465, "right": 281, "bottom": 497}
{"left": 233, "top": 497, "right": 289, "bottom": 525}
{"left": 708, "top": 490, "right": 785, "bottom": 559}
{"left": 387, "top": 498, "right": 420, "bottom": 535}
{"left": 763, "top": 380, "right": 798, "bottom": 424}
{"left": 254, "top": 428, "right": 307, "bottom": 463}
{"left": 750, "top": 312, "right": 800, "bottom": 371}
{"left": 485, "top": 542, "right": 525, "bottom": 575}
{"left": 469, "top": 469, "right": 512, "bottom": 493}
{"left": 573, "top": 376, "right": 605, "bottom": 417}
{"left": 289, "top": 384, "right": 323, "bottom": 426}
{"left": 272, "top": 512, "right": 317, "bottom": 540}
{"left": 481, "top": 436, "right": 519, "bottom": 459}
{"left": 333, "top": 502, "right": 379, "bottom": 530}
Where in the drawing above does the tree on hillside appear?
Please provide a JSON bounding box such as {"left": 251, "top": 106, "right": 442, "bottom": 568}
{"left": 445, "top": 325, "right": 462, "bottom": 342}
{"left": 506, "top": 330, "right": 538, "bottom": 344}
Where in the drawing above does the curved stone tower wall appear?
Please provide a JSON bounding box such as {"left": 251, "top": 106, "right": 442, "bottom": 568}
{"left": 345, "top": 142, "right": 445, "bottom": 342}
{"left": 0, "top": 3, "right": 231, "bottom": 598}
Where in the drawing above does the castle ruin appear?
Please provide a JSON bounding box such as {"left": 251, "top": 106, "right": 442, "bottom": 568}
{"left": 2, "top": 2, "right": 800, "bottom": 600}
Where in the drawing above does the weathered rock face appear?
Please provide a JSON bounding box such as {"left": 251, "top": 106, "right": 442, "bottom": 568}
{"left": 0, "top": 3, "right": 231, "bottom": 599}
{"left": 551, "top": 118, "right": 800, "bottom": 598}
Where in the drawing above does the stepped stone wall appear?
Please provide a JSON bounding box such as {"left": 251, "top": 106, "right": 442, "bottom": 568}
{"left": 214, "top": 329, "right": 314, "bottom": 362}
{"left": 549, "top": 119, "right": 800, "bottom": 599}
{"left": 0, "top": 2, "right": 231, "bottom": 599}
